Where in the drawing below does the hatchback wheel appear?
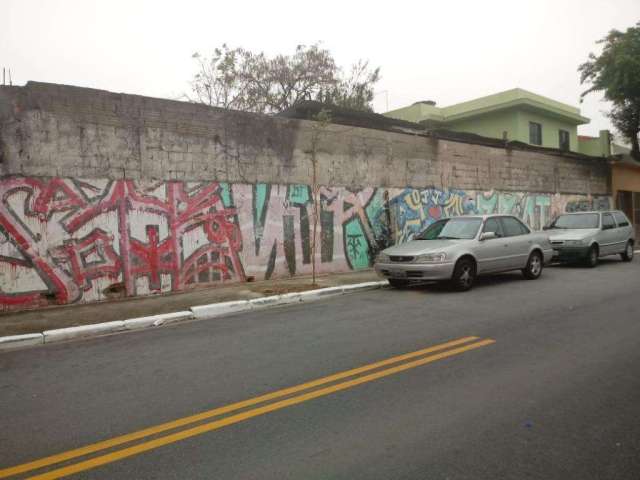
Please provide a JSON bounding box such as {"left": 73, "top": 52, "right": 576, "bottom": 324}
{"left": 585, "top": 245, "right": 599, "bottom": 268}
{"left": 621, "top": 241, "right": 634, "bottom": 262}
{"left": 451, "top": 258, "right": 476, "bottom": 291}
{"left": 522, "top": 251, "right": 543, "bottom": 280}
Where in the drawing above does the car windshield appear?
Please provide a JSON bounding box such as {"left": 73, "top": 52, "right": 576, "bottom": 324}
{"left": 416, "top": 218, "right": 482, "bottom": 240}
{"left": 551, "top": 213, "right": 599, "bottom": 229}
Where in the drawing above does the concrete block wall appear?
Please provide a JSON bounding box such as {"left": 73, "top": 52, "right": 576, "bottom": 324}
{"left": 0, "top": 82, "right": 611, "bottom": 312}
{"left": 0, "top": 82, "right": 609, "bottom": 193}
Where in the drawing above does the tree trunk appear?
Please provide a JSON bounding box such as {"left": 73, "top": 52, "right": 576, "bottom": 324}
{"left": 631, "top": 132, "right": 640, "bottom": 161}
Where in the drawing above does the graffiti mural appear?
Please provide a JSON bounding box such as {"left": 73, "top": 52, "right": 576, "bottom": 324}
{"left": 565, "top": 196, "right": 611, "bottom": 213}
{"left": 0, "top": 177, "right": 386, "bottom": 310}
{"left": 386, "top": 188, "right": 610, "bottom": 243}
{"left": 474, "top": 191, "right": 552, "bottom": 231}
{"left": 388, "top": 188, "right": 476, "bottom": 243}
{"left": 0, "top": 178, "right": 245, "bottom": 308}
{"left": 0, "top": 176, "right": 611, "bottom": 311}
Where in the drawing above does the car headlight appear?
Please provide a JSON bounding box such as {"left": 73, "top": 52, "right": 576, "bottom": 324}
{"left": 376, "top": 253, "right": 390, "bottom": 263}
{"left": 565, "top": 240, "right": 585, "bottom": 246}
{"left": 414, "top": 252, "right": 447, "bottom": 263}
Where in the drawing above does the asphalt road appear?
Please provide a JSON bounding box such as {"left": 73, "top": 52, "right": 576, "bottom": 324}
{"left": 1, "top": 257, "right": 640, "bottom": 479}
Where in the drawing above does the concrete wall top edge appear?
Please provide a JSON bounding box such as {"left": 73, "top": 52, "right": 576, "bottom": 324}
{"left": 0, "top": 82, "right": 611, "bottom": 196}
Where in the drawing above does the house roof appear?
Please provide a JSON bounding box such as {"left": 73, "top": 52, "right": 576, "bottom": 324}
{"left": 610, "top": 154, "right": 640, "bottom": 170}
{"left": 385, "top": 88, "right": 590, "bottom": 125}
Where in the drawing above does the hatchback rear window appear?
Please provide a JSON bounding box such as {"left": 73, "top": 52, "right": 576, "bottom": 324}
{"left": 613, "top": 212, "right": 630, "bottom": 227}
{"left": 551, "top": 213, "right": 599, "bottom": 229}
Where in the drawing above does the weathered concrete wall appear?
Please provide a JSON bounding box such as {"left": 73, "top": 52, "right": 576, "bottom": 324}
{"left": 0, "top": 82, "right": 610, "bottom": 194}
{"left": 0, "top": 82, "right": 612, "bottom": 312}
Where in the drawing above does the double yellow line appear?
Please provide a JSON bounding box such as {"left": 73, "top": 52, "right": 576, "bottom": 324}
{"left": 1, "top": 335, "right": 494, "bottom": 479}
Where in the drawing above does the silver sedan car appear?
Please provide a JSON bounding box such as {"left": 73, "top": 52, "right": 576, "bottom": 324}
{"left": 374, "top": 214, "right": 554, "bottom": 291}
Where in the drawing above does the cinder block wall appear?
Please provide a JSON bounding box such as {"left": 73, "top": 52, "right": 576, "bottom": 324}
{"left": 0, "top": 82, "right": 611, "bottom": 312}
{"left": 0, "top": 82, "right": 610, "bottom": 193}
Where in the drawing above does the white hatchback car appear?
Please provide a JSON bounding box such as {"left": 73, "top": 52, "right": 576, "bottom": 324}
{"left": 545, "top": 210, "right": 635, "bottom": 267}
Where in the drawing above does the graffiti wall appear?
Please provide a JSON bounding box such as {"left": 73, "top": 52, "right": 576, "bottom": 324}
{"left": 0, "top": 176, "right": 610, "bottom": 311}
{"left": 388, "top": 188, "right": 611, "bottom": 244}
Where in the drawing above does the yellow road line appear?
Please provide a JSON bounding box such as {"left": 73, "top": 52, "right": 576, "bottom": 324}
{"left": 27, "top": 338, "right": 495, "bottom": 480}
{"left": 0, "top": 336, "right": 480, "bottom": 479}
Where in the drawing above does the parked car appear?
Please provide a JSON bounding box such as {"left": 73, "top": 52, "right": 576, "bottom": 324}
{"left": 545, "top": 210, "right": 635, "bottom": 267}
{"left": 374, "top": 214, "right": 554, "bottom": 291}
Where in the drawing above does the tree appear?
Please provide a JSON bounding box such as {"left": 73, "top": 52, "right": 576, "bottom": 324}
{"left": 609, "top": 102, "right": 640, "bottom": 156}
{"left": 317, "top": 60, "right": 380, "bottom": 111}
{"left": 190, "top": 45, "right": 249, "bottom": 110}
{"left": 579, "top": 21, "right": 640, "bottom": 159}
{"left": 189, "top": 43, "right": 380, "bottom": 114}
{"left": 308, "top": 108, "right": 332, "bottom": 285}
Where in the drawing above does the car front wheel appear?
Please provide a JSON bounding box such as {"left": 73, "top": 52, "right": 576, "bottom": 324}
{"left": 450, "top": 258, "right": 476, "bottom": 291}
{"left": 585, "top": 245, "right": 599, "bottom": 268}
{"left": 522, "top": 251, "right": 543, "bottom": 280}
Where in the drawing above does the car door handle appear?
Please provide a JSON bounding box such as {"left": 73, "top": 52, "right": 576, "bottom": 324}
{"left": 503, "top": 244, "right": 509, "bottom": 248}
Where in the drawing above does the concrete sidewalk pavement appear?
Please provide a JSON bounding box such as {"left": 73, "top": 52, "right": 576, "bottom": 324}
{"left": 0, "top": 270, "right": 380, "bottom": 337}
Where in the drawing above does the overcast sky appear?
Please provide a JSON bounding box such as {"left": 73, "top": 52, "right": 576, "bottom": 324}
{"left": 2, "top": 0, "right": 639, "bottom": 137}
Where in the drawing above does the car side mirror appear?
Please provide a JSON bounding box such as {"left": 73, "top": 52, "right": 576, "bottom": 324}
{"left": 480, "top": 232, "right": 497, "bottom": 241}
{"left": 542, "top": 225, "right": 551, "bottom": 231}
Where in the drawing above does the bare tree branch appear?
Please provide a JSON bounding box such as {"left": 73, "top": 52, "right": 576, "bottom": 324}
{"left": 187, "top": 43, "right": 381, "bottom": 114}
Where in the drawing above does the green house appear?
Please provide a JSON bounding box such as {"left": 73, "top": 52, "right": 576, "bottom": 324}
{"left": 384, "top": 88, "right": 610, "bottom": 156}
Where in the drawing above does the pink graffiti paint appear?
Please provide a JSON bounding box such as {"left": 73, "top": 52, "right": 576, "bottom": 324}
{"left": 0, "top": 177, "right": 244, "bottom": 310}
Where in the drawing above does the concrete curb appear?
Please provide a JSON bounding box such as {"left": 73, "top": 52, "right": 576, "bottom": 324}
{"left": 0, "top": 333, "right": 44, "bottom": 350}
{"left": 189, "top": 281, "right": 387, "bottom": 320}
{"left": 0, "top": 280, "right": 388, "bottom": 351}
{"left": 297, "top": 286, "right": 344, "bottom": 301}
{"left": 341, "top": 281, "right": 387, "bottom": 293}
{"left": 124, "top": 311, "right": 194, "bottom": 330}
{"left": 43, "top": 321, "right": 127, "bottom": 344}
{"left": 191, "top": 300, "right": 253, "bottom": 320}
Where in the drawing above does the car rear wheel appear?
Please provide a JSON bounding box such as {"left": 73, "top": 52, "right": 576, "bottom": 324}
{"left": 450, "top": 258, "right": 476, "bottom": 291}
{"left": 585, "top": 245, "right": 599, "bottom": 268}
{"left": 388, "top": 279, "right": 409, "bottom": 288}
{"left": 621, "top": 241, "right": 634, "bottom": 262}
{"left": 522, "top": 251, "right": 543, "bottom": 280}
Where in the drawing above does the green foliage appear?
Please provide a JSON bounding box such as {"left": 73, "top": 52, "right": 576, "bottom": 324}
{"left": 312, "top": 108, "right": 332, "bottom": 126}
{"left": 579, "top": 22, "right": 640, "bottom": 159}
{"left": 189, "top": 43, "right": 380, "bottom": 114}
{"left": 609, "top": 102, "right": 640, "bottom": 153}
{"left": 315, "top": 60, "right": 381, "bottom": 112}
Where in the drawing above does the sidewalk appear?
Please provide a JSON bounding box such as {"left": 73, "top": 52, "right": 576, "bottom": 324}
{"left": 0, "top": 270, "right": 381, "bottom": 336}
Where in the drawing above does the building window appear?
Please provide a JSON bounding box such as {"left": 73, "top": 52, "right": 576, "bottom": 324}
{"left": 559, "top": 129, "right": 570, "bottom": 151}
{"left": 529, "top": 122, "right": 542, "bottom": 145}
